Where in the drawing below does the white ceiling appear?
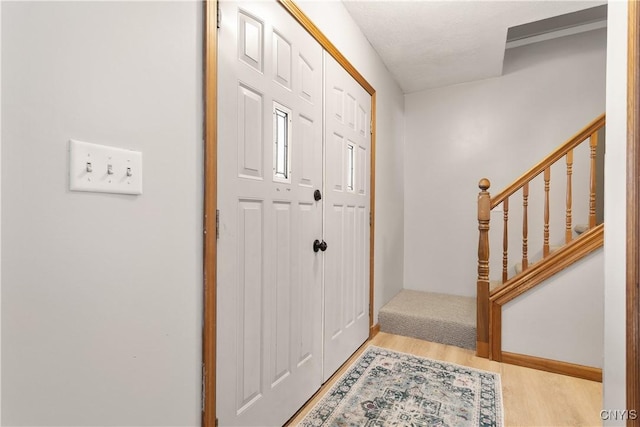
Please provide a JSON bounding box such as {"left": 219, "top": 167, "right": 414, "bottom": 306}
{"left": 341, "top": 1, "right": 607, "bottom": 93}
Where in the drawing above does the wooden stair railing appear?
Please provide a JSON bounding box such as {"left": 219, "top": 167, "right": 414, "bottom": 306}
{"left": 476, "top": 179, "right": 491, "bottom": 358}
{"left": 476, "top": 113, "right": 605, "bottom": 359}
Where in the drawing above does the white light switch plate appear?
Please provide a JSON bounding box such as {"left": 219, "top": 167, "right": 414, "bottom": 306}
{"left": 69, "top": 139, "right": 143, "bottom": 195}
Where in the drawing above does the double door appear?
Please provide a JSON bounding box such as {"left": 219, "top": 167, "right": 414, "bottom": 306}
{"left": 216, "top": 2, "right": 371, "bottom": 425}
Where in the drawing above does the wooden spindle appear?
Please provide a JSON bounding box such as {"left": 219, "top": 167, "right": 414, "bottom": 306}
{"left": 477, "top": 178, "right": 491, "bottom": 358}
{"left": 543, "top": 167, "right": 550, "bottom": 257}
{"left": 566, "top": 149, "right": 573, "bottom": 244}
{"left": 502, "top": 197, "right": 509, "bottom": 283}
{"left": 589, "top": 132, "right": 598, "bottom": 228}
{"left": 522, "top": 182, "right": 529, "bottom": 271}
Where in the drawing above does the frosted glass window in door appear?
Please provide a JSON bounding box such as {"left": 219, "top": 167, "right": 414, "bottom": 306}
{"left": 274, "top": 104, "right": 291, "bottom": 181}
{"left": 347, "top": 144, "right": 355, "bottom": 191}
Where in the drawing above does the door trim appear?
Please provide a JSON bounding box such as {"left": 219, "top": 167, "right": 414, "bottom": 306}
{"left": 277, "top": 0, "right": 374, "bottom": 95}
{"left": 202, "top": 1, "right": 377, "bottom": 425}
{"left": 627, "top": 0, "right": 640, "bottom": 423}
{"left": 203, "top": 0, "right": 218, "bottom": 426}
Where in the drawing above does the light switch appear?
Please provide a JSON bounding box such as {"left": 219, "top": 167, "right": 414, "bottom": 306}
{"left": 69, "top": 139, "right": 142, "bottom": 195}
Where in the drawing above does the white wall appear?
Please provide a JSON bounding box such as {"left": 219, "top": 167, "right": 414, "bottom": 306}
{"left": 603, "top": 1, "right": 628, "bottom": 423}
{"left": 404, "top": 28, "right": 607, "bottom": 297}
{"left": 297, "top": 1, "right": 405, "bottom": 323}
{"left": 0, "top": 1, "right": 3, "bottom": 422}
{"left": 2, "top": 2, "right": 202, "bottom": 425}
{"left": 502, "top": 249, "right": 603, "bottom": 368}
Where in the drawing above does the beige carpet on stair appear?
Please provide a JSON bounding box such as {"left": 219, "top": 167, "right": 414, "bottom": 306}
{"left": 379, "top": 289, "right": 476, "bottom": 350}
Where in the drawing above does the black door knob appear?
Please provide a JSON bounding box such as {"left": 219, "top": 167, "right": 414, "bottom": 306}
{"left": 314, "top": 189, "right": 322, "bottom": 201}
{"left": 313, "top": 239, "right": 328, "bottom": 252}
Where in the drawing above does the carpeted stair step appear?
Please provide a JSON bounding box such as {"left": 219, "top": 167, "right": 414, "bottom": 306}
{"left": 379, "top": 290, "right": 476, "bottom": 350}
{"left": 513, "top": 225, "right": 589, "bottom": 274}
{"left": 514, "top": 244, "right": 562, "bottom": 274}
{"left": 574, "top": 223, "right": 589, "bottom": 235}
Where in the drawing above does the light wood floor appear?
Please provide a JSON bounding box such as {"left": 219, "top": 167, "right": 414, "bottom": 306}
{"left": 288, "top": 332, "right": 603, "bottom": 426}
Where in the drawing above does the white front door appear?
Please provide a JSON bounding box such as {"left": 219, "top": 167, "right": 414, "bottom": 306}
{"left": 323, "top": 52, "right": 371, "bottom": 381}
{"left": 216, "top": 1, "right": 324, "bottom": 425}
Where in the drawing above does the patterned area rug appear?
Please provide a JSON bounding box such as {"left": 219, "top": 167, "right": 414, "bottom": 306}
{"left": 297, "top": 346, "right": 503, "bottom": 427}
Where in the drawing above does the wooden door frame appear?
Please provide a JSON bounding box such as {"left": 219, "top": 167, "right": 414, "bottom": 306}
{"left": 202, "top": 0, "right": 377, "bottom": 424}
{"left": 202, "top": 0, "right": 218, "bottom": 426}
{"left": 628, "top": 0, "right": 640, "bottom": 424}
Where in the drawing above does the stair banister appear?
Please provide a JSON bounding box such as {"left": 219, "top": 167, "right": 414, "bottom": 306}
{"left": 566, "top": 149, "right": 574, "bottom": 243}
{"left": 544, "top": 167, "right": 551, "bottom": 257}
{"left": 522, "top": 182, "right": 529, "bottom": 270}
{"left": 476, "top": 178, "right": 491, "bottom": 358}
{"left": 475, "top": 113, "right": 605, "bottom": 362}
{"left": 589, "top": 132, "right": 598, "bottom": 227}
{"left": 489, "top": 113, "right": 605, "bottom": 209}
{"left": 502, "top": 198, "right": 509, "bottom": 283}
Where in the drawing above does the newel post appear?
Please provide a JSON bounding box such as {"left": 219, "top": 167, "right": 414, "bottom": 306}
{"left": 476, "top": 178, "right": 491, "bottom": 358}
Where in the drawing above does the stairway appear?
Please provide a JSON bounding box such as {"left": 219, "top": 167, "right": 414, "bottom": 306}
{"left": 379, "top": 289, "right": 476, "bottom": 350}
{"left": 476, "top": 114, "right": 605, "bottom": 359}
{"left": 379, "top": 117, "right": 604, "bottom": 358}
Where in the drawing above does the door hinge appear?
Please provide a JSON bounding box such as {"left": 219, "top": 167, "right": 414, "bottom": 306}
{"left": 217, "top": 2, "right": 221, "bottom": 29}
{"left": 369, "top": 211, "right": 372, "bottom": 226}
{"left": 216, "top": 209, "right": 220, "bottom": 239}
{"left": 370, "top": 118, "right": 373, "bottom": 135}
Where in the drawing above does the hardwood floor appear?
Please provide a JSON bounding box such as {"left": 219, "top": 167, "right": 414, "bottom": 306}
{"left": 287, "top": 332, "right": 603, "bottom": 426}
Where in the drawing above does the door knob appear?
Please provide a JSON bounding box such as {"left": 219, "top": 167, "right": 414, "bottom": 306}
{"left": 313, "top": 239, "right": 328, "bottom": 252}
{"left": 314, "top": 189, "right": 322, "bottom": 201}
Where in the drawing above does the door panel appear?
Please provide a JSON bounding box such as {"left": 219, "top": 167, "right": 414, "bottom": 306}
{"left": 238, "top": 85, "right": 263, "bottom": 179}
{"left": 237, "top": 199, "right": 263, "bottom": 411}
{"left": 323, "top": 52, "right": 371, "bottom": 382}
{"left": 329, "top": 133, "right": 344, "bottom": 192}
{"left": 217, "top": 1, "right": 323, "bottom": 425}
{"left": 218, "top": 2, "right": 372, "bottom": 424}
{"left": 271, "top": 201, "right": 291, "bottom": 386}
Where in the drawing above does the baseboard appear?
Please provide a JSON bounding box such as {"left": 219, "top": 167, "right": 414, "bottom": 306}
{"left": 370, "top": 323, "right": 380, "bottom": 338}
{"left": 501, "top": 351, "right": 602, "bottom": 382}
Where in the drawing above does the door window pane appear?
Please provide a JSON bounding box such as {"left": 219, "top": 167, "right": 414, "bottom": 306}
{"left": 347, "top": 144, "right": 355, "bottom": 191}
{"left": 274, "top": 104, "right": 291, "bottom": 181}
